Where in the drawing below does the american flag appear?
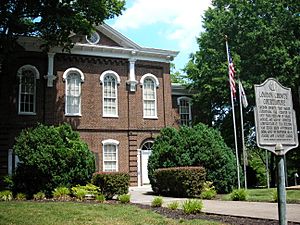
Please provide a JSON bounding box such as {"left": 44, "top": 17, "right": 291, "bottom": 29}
{"left": 227, "top": 48, "right": 236, "bottom": 98}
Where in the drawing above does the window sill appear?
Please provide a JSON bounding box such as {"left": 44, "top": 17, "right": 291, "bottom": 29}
{"left": 103, "top": 115, "right": 119, "bottom": 118}
{"left": 65, "top": 114, "right": 82, "bottom": 117}
{"left": 18, "top": 112, "right": 36, "bottom": 116}
{"left": 143, "top": 116, "right": 158, "bottom": 120}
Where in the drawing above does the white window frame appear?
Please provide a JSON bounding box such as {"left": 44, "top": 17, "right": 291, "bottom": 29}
{"left": 177, "top": 96, "right": 192, "bottom": 126}
{"left": 17, "top": 65, "right": 40, "bottom": 115}
{"left": 100, "top": 70, "right": 120, "bottom": 118}
{"left": 63, "top": 68, "right": 84, "bottom": 116}
{"left": 102, "top": 139, "right": 119, "bottom": 172}
{"left": 140, "top": 73, "right": 159, "bottom": 119}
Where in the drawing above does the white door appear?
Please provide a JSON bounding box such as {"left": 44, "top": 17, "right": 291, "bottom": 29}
{"left": 141, "top": 150, "right": 152, "bottom": 184}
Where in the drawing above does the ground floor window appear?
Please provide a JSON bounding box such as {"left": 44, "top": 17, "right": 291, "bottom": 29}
{"left": 102, "top": 139, "right": 119, "bottom": 172}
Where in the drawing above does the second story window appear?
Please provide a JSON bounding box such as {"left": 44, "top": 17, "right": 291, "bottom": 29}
{"left": 100, "top": 70, "right": 120, "bottom": 117}
{"left": 141, "top": 74, "right": 159, "bottom": 119}
{"left": 177, "top": 97, "right": 192, "bottom": 126}
{"left": 63, "top": 68, "right": 84, "bottom": 116}
{"left": 17, "top": 65, "right": 40, "bottom": 115}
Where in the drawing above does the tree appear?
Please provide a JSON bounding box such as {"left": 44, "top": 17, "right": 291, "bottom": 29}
{"left": 12, "top": 123, "right": 95, "bottom": 197}
{"left": 0, "top": 0, "right": 125, "bottom": 53}
{"left": 185, "top": 0, "right": 300, "bottom": 185}
{"left": 148, "top": 124, "right": 238, "bottom": 193}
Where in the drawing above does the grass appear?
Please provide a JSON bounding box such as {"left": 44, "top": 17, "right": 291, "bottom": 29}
{"left": 222, "top": 188, "right": 300, "bottom": 203}
{"left": 0, "top": 201, "right": 222, "bottom": 225}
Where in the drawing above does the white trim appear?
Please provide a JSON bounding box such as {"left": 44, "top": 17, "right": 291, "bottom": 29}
{"left": 86, "top": 31, "right": 100, "bottom": 45}
{"left": 100, "top": 70, "right": 121, "bottom": 84}
{"left": 63, "top": 68, "right": 84, "bottom": 116}
{"left": 17, "top": 65, "right": 39, "bottom": 115}
{"left": 8, "top": 149, "right": 13, "bottom": 176}
{"left": 140, "top": 73, "right": 159, "bottom": 87}
{"left": 102, "top": 139, "right": 119, "bottom": 172}
{"left": 63, "top": 67, "right": 85, "bottom": 82}
{"left": 100, "top": 71, "right": 120, "bottom": 117}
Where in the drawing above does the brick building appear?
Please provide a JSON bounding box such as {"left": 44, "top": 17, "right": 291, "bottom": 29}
{"left": 0, "top": 24, "right": 195, "bottom": 187}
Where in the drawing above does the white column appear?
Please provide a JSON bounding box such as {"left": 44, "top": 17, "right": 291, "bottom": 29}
{"left": 8, "top": 149, "right": 13, "bottom": 175}
{"left": 127, "top": 58, "right": 138, "bottom": 92}
{"left": 44, "top": 52, "right": 56, "bottom": 87}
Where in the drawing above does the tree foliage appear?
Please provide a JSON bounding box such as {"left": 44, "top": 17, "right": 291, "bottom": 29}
{"left": 12, "top": 123, "right": 95, "bottom": 197}
{"left": 0, "top": 0, "right": 125, "bottom": 52}
{"left": 148, "top": 124, "right": 238, "bottom": 193}
{"left": 185, "top": 0, "right": 300, "bottom": 131}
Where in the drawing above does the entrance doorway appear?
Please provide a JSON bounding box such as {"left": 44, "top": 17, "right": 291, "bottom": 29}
{"left": 140, "top": 141, "right": 153, "bottom": 185}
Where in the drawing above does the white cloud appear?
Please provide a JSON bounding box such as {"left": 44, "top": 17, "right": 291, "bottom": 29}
{"left": 112, "top": 0, "right": 211, "bottom": 51}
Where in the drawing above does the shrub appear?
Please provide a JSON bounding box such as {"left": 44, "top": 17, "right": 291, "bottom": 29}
{"left": 151, "top": 196, "right": 163, "bottom": 207}
{"left": 167, "top": 201, "right": 179, "bottom": 210}
{"left": 92, "top": 172, "right": 130, "bottom": 199}
{"left": 95, "top": 194, "right": 106, "bottom": 203}
{"left": 152, "top": 167, "right": 206, "bottom": 197}
{"left": 71, "top": 183, "right": 101, "bottom": 201}
{"left": 0, "top": 190, "right": 13, "bottom": 201}
{"left": 272, "top": 190, "right": 278, "bottom": 202}
{"left": 182, "top": 199, "right": 203, "bottom": 214}
{"left": 200, "top": 181, "right": 217, "bottom": 199}
{"left": 12, "top": 123, "right": 95, "bottom": 197}
{"left": 230, "top": 189, "right": 248, "bottom": 201}
{"left": 148, "top": 124, "right": 238, "bottom": 193}
{"left": 33, "top": 192, "right": 46, "bottom": 200}
{"left": 16, "top": 193, "right": 27, "bottom": 200}
{"left": 118, "top": 194, "right": 131, "bottom": 204}
{"left": 53, "top": 187, "right": 70, "bottom": 200}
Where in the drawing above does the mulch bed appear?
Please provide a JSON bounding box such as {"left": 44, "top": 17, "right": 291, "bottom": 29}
{"left": 132, "top": 203, "right": 300, "bottom": 225}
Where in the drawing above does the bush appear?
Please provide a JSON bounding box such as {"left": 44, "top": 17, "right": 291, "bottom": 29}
{"left": 33, "top": 192, "right": 46, "bottom": 200}
{"left": 148, "top": 124, "right": 238, "bottom": 193}
{"left": 92, "top": 172, "right": 130, "bottom": 199}
{"left": 53, "top": 187, "right": 70, "bottom": 200}
{"left": 118, "top": 194, "right": 131, "bottom": 204}
{"left": 12, "top": 123, "right": 95, "bottom": 198}
{"left": 182, "top": 199, "right": 203, "bottom": 214}
{"left": 230, "top": 189, "right": 248, "bottom": 201}
{"left": 0, "top": 190, "right": 13, "bottom": 201}
{"left": 71, "top": 183, "right": 101, "bottom": 200}
{"left": 151, "top": 196, "right": 163, "bottom": 207}
{"left": 95, "top": 194, "right": 106, "bottom": 203}
{"left": 200, "top": 181, "right": 217, "bottom": 199}
{"left": 152, "top": 167, "right": 206, "bottom": 197}
{"left": 272, "top": 190, "right": 278, "bottom": 202}
{"left": 167, "top": 201, "right": 179, "bottom": 210}
{"left": 16, "top": 193, "right": 27, "bottom": 200}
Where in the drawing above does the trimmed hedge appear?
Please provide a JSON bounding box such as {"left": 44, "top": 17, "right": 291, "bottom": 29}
{"left": 92, "top": 172, "right": 130, "bottom": 199}
{"left": 152, "top": 167, "right": 206, "bottom": 197}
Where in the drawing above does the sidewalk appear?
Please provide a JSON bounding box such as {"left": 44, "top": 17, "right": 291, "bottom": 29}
{"left": 129, "top": 185, "right": 300, "bottom": 223}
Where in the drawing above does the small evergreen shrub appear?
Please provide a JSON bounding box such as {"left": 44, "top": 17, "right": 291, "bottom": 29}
{"left": 92, "top": 172, "right": 130, "bottom": 199}
{"left": 272, "top": 190, "right": 278, "bottom": 202}
{"left": 200, "top": 181, "right": 217, "bottom": 199}
{"left": 95, "top": 194, "right": 106, "bottom": 203}
{"left": 33, "top": 192, "right": 46, "bottom": 200}
{"left": 152, "top": 167, "right": 206, "bottom": 197}
{"left": 167, "top": 201, "right": 179, "bottom": 210}
{"left": 71, "top": 186, "right": 87, "bottom": 201}
{"left": 182, "top": 199, "right": 203, "bottom": 214}
{"left": 16, "top": 193, "right": 26, "bottom": 200}
{"left": 71, "top": 184, "right": 101, "bottom": 201}
{"left": 118, "top": 194, "right": 131, "bottom": 204}
{"left": 230, "top": 189, "right": 248, "bottom": 201}
{"left": 151, "top": 196, "right": 163, "bottom": 207}
{"left": 0, "top": 190, "right": 13, "bottom": 201}
{"left": 53, "top": 187, "right": 70, "bottom": 200}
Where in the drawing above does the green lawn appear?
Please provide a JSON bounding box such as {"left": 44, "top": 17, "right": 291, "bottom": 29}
{"left": 222, "top": 188, "right": 300, "bottom": 203}
{"left": 0, "top": 201, "right": 223, "bottom": 225}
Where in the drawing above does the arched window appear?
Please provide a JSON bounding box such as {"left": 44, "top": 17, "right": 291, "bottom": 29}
{"left": 102, "top": 139, "right": 119, "bottom": 172}
{"left": 100, "top": 70, "right": 120, "bottom": 117}
{"left": 63, "top": 68, "right": 84, "bottom": 116}
{"left": 141, "top": 140, "right": 154, "bottom": 151}
{"left": 177, "top": 96, "right": 192, "bottom": 126}
{"left": 17, "top": 65, "right": 40, "bottom": 115}
{"left": 140, "top": 73, "right": 159, "bottom": 118}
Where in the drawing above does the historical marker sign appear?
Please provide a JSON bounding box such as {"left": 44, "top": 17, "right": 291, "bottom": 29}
{"left": 254, "top": 78, "right": 298, "bottom": 154}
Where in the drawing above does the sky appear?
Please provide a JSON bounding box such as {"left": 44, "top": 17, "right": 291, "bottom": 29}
{"left": 106, "top": 0, "right": 212, "bottom": 72}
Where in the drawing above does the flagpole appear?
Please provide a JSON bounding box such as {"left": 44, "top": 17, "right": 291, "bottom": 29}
{"left": 225, "top": 36, "right": 240, "bottom": 189}
{"left": 239, "top": 81, "right": 247, "bottom": 189}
